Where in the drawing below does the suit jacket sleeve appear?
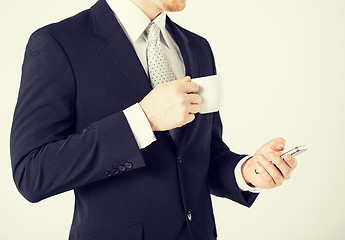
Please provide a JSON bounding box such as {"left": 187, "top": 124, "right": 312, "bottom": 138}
{"left": 203, "top": 39, "right": 259, "bottom": 207}
{"left": 208, "top": 112, "right": 259, "bottom": 207}
{"left": 10, "top": 29, "right": 146, "bottom": 203}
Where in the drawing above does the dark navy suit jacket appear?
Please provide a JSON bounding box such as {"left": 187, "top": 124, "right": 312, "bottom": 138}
{"left": 10, "top": 0, "right": 258, "bottom": 239}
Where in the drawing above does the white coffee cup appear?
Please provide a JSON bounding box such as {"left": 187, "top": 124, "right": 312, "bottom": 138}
{"left": 191, "top": 75, "right": 223, "bottom": 114}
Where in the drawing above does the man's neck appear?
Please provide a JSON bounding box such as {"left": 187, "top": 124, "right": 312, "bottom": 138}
{"left": 130, "top": 0, "right": 162, "bottom": 21}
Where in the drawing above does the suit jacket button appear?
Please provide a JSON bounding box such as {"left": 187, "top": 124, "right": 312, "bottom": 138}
{"left": 187, "top": 211, "right": 192, "bottom": 222}
{"left": 118, "top": 165, "right": 126, "bottom": 172}
{"left": 125, "top": 162, "right": 133, "bottom": 169}
{"left": 177, "top": 154, "right": 182, "bottom": 164}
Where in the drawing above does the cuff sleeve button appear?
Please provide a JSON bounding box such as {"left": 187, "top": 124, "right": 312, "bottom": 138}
{"left": 125, "top": 162, "right": 133, "bottom": 169}
{"left": 111, "top": 169, "right": 119, "bottom": 175}
{"left": 118, "top": 165, "right": 126, "bottom": 172}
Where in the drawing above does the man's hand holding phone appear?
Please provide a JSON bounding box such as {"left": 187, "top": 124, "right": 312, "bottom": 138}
{"left": 241, "top": 138, "right": 306, "bottom": 189}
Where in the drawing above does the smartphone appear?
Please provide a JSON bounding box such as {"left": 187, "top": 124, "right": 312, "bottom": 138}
{"left": 280, "top": 145, "right": 308, "bottom": 159}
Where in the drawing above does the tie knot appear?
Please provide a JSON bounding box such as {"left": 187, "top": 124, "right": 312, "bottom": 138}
{"left": 146, "top": 22, "right": 161, "bottom": 42}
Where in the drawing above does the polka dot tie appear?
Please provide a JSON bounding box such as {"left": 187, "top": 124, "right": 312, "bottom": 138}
{"left": 146, "top": 22, "right": 180, "bottom": 145}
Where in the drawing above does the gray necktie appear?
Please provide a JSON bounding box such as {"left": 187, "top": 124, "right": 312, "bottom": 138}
{"left": 146, "top": 22, "right": 180, "bottom": 145}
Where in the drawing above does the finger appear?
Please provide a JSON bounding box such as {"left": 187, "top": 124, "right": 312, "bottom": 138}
{"left": 175, "top": 76, "right": 191, "bottom": 82}
{"left": 188, "top": 104, "right": 200, "bottom": 114}
{"left": 255, "top": 162, "right": 275, "bottom": 188}
{"left": 282, "top": 154, "right": 298, "bottom": 170}
{"left": 258, "top": 154, "right": 283, "bottom": 186}
{"left": 183, "top": 81, "right": 199, "bottom": 93}
{"left": 268, "top": 152, "right": 291, "bottom": 179}
{"left": 171, "top": 76, "right": 192, "bottom": 89}
{"left": 187, "top": 93, "right": 202, "bottom": 104}
{"left": 268, "top": 137, "right": 286, "bottom": 152}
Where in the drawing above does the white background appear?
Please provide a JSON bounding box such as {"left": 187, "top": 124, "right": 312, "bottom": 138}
{"left": 1, "top": 0, "right": 344, "bottom": 239}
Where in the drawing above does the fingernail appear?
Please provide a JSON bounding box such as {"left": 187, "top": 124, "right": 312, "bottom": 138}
{"left": 286, "top": 155, "right": 292, "bottom": 161}
{"left": 258, "top": 155, "right": 264, "bottom": 160}
{"left": 279, "top": 143, "right": 285, "bottom": 149}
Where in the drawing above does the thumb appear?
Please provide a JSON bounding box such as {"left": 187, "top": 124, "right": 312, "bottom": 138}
{"left": 175, "top": 76, "right": 191, "bottom": 83}
{"left": 268, "top": 137, "right": 286, "bottom": 151}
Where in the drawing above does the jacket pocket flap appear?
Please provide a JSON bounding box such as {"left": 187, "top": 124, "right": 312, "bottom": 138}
{"left": 79, "top": 222, "right": 142, "bottom": 240}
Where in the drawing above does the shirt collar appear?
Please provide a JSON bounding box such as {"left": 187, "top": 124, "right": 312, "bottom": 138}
{"left": 107, "top": 0, "right": 171, "bottom": 48}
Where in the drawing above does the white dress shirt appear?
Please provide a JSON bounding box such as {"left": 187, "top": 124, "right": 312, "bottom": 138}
{"left": 107, "top": 0, "right": 261, "bottom": 193}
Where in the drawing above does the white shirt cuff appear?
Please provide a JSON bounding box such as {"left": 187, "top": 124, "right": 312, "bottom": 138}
{"left": 123, "top": 103, "right": 157, "bottom": 149}
{"left": 234, "top": 155, "right": 263, "bottom": 193}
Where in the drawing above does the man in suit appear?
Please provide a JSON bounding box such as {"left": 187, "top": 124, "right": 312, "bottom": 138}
{"left": 10, "top": 0, "right": 298, "bottom": 239}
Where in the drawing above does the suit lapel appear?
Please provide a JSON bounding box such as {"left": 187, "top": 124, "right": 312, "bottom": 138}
{"left": 166, "top": 17, "right": 200, "bottom": 79}
{"left": 166, "top": 17, "right": 201, "bottom": 152}
{"left": 91, "top": 0, "right": 152, "bottom": 100}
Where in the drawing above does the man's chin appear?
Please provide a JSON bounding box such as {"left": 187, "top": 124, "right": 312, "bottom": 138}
{"left": 164, "top": 0, "right": 186, "bottom": 12}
